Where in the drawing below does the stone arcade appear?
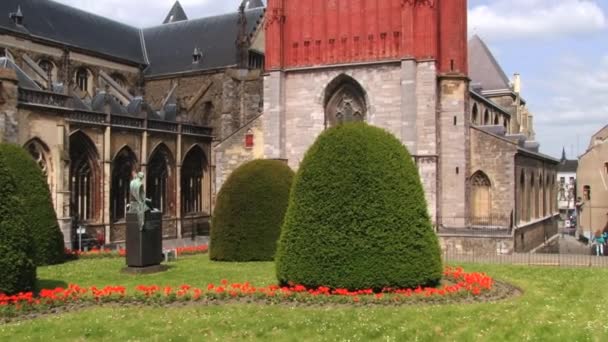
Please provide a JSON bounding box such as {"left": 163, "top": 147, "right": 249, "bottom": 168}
{"left": 0, "top": 0, "right": 558, "bottom": 254}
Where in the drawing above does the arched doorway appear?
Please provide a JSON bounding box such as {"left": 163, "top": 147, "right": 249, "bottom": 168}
{"left": 181, "top": 145, "right": 207, "bottom": 215}
{"left": 147, "top": 144, "right": 175, "bottom": 216}
{"left": 111, "top": 146, "right": 138, "bottom": 222}
{"left": 69, "top": 131, "right": 100, "bottom": 222}
{"left": 471, "top": 171, "right": 492, "bottom": 225}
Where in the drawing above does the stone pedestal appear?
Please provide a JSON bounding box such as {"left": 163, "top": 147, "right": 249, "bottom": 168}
{"left": 125, "top": 211, "right": 163, "bottom": 270}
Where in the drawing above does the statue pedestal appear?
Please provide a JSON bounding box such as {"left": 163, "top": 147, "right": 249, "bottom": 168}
{"left": 125, "top": 212, "right": 164, "bottom": 271}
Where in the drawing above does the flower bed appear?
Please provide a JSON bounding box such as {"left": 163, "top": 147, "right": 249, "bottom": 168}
{"left": 64, "top": 244, "right": 209, "bottom": 260}
{"left": 0, "top": 267, "right": 514, "bottom": 320}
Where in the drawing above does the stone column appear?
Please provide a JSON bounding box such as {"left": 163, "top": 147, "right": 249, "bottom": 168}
{"left": 400, "top": 59, "right": 418, "bottom": 153}
{"left": 55, "top": 124, "right": 73, "bottom": 248}
{"left": 263, "top": 71, "right": 286, "bottom": 159}
{"left": 176, "top": 129, "right": 183, "bottom": 238}
{"left": 438, "top": 75, "right": 470, "bottom": 229}
{"left": 103, "top": 125, "right": 112, "bottom": 243}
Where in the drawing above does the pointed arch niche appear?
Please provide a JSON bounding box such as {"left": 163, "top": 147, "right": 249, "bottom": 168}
{"left": 111, "top": 146, "right": 138, "bottom": 222}
{"left": 324, "top": 74, "right": 367, "bottom": 128}
{"left": 69, "top": 131, "right": 100, "bottom": 222}
{"left": 147, "top": 144, "right": 175, "bottom": 216}
{"left": 181, "top": 145, "right": 209, "bottom": 215}
{"left": 471, "top": 171, "right": 492, "bottom": 225}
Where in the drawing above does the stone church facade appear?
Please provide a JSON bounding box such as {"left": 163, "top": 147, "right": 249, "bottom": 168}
{"left": 0, "top": 0, "right": 558, "bottom": 254}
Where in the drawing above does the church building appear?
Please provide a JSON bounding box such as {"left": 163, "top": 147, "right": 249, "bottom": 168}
{"left": 0, "top": 0, "right": 559, "bottom": 254}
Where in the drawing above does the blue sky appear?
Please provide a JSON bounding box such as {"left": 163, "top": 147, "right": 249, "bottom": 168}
{"left": 54, "top": 0, "right": 608, "bottom": 159}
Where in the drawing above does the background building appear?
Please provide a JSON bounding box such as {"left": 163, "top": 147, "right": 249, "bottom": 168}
{"left": 1, "top": 0, "right": 560, "bottom": 254}
{"left": 577, "top": 125, "right": 608, "bottom": 238}
{"left": 557, "top": 148, "right": 578, "bottom": 230}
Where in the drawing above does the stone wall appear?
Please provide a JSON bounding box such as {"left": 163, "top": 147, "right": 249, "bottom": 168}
{"left": 514, "top": 216, "right": 558, "bottom": 252}
{"left": 264, "top": 60, "right": 439, "bottom": 220}
{"left": 214, "top": 115, "right": 265, "bottom": 192}
{"left": 144, "top": 69, "right": 263, "bottom": 141}
{"left": 439, "top": 234, "right": 514, "bottom": 256}
{"left": 470, "top": 127, "right": 518, "bottom": 225}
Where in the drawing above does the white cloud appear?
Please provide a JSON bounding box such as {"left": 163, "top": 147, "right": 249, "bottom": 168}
{"left": 52, "top": 0, "right": 243, "bottom": 27}
{"left": 469, "top": 0, "right": 606, "bottom": 41}
{"left": 534, "top": 54, "right": 608, "bottom": 157}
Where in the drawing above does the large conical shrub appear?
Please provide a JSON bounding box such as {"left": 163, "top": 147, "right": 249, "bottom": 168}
{"left": 276, "top": 123, "right": 442, "bottom": 290}
{"left": 0, "top": 154, "right": 36, "bottom": 294}
{"left": 0, "top": 144, "right": 65, "bottom": 266}
{"left": 210, "top": 159, "right": 294, "bottom": 261}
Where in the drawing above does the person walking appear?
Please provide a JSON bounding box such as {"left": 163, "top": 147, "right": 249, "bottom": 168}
{"left": 592, "top": 230, "right": 605, "bottom": 256}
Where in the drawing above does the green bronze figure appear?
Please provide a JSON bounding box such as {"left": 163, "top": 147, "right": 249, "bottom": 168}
{"left": 128, "top": 171, "right": 150, "bottom": 231}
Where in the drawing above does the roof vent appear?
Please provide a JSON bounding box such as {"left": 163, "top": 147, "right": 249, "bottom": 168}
{"left": 192, "top": 48, "right": 202, "bottom": 64}
{"left": 9, "top": 6, "right": 24, "bottom": 26}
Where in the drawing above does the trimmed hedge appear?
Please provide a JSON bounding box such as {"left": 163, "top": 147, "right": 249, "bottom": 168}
{"left": 0, "top": 144, "right": 65, "bottom": 266}
{"left": 276, "top": 123, "right": 442, "bottom": 290}
{"left": 0, "top": 156, "right": 36, "bottom": 294}
{"left": 210, "top": 159, "right": 294, "bottom": 261}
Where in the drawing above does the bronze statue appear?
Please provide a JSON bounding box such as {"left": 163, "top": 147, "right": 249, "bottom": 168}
{"left": 127, "top": 171, "right": 150, "bottom": 231}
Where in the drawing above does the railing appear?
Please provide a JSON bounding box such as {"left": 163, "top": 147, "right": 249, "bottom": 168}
{"left": 181, "top": 124, "right": 213, "bottom": 136}
{"left": 17, "top": 88, "right": 213, "bottom": 137}
{"left": 110, "top": 114, "right": 144, "bottom": 129}
{"left": 18, "top": 88, "right": 70, "bottom": 108}
{"left": 66, "top": 111, "right": 106, "bottom": 125}
{"left": 148, "top": 119, "right": 178, "bottom": 132}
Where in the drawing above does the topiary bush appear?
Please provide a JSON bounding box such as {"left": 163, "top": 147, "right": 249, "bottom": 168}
{"left": 210, "top": 159, "right": 295, "bottom": 261}
{"left": 0, "top": 144, "right": 65, "bottom": 266}
{"left": 0, "top": 155, "right": 36, "bottom": 294}
{"left": 276, "top": 123, "right": 442, "bottom": 290}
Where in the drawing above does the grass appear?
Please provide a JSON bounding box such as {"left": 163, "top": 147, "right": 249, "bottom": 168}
{"left": 1, "top": 255, "right": 608, "bottom": 341}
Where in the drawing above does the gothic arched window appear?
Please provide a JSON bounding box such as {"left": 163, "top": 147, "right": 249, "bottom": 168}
{"left": 181, "top": 145, "right": 207, "bottom": 215}
{"left": 111, "top": 147, "right": 137, "bottom": 222}
{"left": 324, "top": 75, "right": 367, "bottom": 128}
{"left": 483, "top": 110, "right": 490, "bottom": 125}
{"left": 147, "top": 144, "right": 174, "bottom": 216}
{"left": 70, "top": 131, "right": 99, "bottom": 222}
{"left": 75, "top": 68, "right": 91, "bottom": 94}
{"left": 519, "top": 170, "right": 526, "bottom": 224}
{"left": 471, "top": 171, "right": 492, "bottom": 225}
{"left": 529, "top": 173, "right": 536, "bottom": 221}
{"left": 472, "top": 104, "right": 479, "bottom": 125}
{"left": 25, "top": 139, "right": 50, "bottom": 177}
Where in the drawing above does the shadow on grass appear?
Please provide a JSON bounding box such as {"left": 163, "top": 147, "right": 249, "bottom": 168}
{"left": 36, "top": 279, "right": 69, "bottom": 291}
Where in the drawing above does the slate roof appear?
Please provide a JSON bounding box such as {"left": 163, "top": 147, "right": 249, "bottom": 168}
{"left": 163, "top": 1, "right": 188, "bottom": 24}
{"left": 558, "top": 160, "right": 579, "bottom": 173}
{"left": 142, "top": 8, "right": 265, "bottom": 77}
{"left": 468, "top": 35, "right": 511, "bottom": 92}
{"left": 0, "top": 0, "right": 145, "bottom": 64}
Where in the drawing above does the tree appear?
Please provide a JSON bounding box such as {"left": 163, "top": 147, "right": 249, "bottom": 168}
{"left": 276, "top": 123, "right": 442, "bottom": 290}
{"left": 210, "top": 159, "right": 294, "bottom": 261}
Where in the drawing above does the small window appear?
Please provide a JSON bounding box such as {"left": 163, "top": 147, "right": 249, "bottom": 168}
{"left": 560, "top": 177, "right": 565, "bottom": 185}
{"left": 583, "top": 186, "right": 591, "bottom": 201}
{"left": 605, "top": 163, "right": 608, "bottom": 175}
{"left": 0, "top": 47, "right": 14, "bottom": 61}
{"left": 75, "top": 68, "right": 90, "bottom": 94}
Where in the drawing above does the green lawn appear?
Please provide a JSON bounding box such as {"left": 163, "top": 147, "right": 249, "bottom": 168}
{"left": 1, "top": 256, "right": 608, "bottom": 341}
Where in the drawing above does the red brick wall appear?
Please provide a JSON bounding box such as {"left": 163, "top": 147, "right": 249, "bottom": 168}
{"left": 265, "top": 0, "right": 467, "bottom": 74}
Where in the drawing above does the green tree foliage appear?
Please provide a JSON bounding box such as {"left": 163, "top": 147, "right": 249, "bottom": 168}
{"left": 0, "top": 144, "right": 65, "bottom": 266}
{"left": 276, "top": 123, "right": 442, "bottom": 290}
{"left": 0, "top": 155, "right": 36, "bottom": 294}
{"left": 210, "top": 159, "right": 295, "bottom": 261}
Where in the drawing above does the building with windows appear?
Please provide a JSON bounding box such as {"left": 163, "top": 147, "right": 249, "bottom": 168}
{"left": 577, "top": 125, "right": 608, "bottom": 238}
{"left": 1, "top": 0, "right": 559, "bottom": 254}
{"left": 0, "top": 0, "right": 265, "bottom": 247}
{"left": 557, "top": 148, "right": 578, "bottom": 227}
{"left": 263, "top": 0, "right": 558, "bottom": 253}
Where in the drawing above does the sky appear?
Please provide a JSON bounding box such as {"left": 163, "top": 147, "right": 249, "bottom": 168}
{"left": 52, "top": 0, "right": 608, "bottom": 159}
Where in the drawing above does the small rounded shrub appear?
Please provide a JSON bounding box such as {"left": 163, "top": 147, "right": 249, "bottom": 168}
{"left": 210, "top": 159, "right": 295, "bottom": 261}
{"left": 0, "top": 156, "right": 36, "bottom": 294}
{"left": 276, "top": 123, "right": 442, "bottom": 290}
{"left": 0, "top": 144, "right": 65, "bottom": 266}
